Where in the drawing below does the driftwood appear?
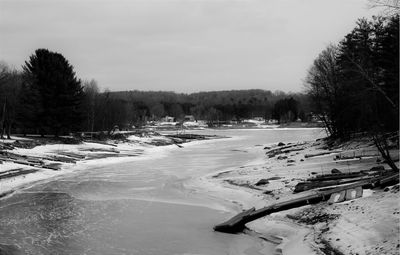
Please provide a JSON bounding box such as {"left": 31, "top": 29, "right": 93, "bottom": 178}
{"left": 0, "top": 153, "right": 71, "bottom": 170}
{"left": 0, "top": 142, "right": 14, "bottom": 150}
{"left": 265, "top": 143, "right": 306, "bottom": 157}
{"left": 295, "top": 170, "right": 395, "bottom": 192}
{"left": 308, "top": 171, "right": 371, "bottom": 182}
{"left": 166, "top": 134, "right": 207, "bottom": 140}
{"left": 46, "top": 155, "right": 77, "bottom": 163}
{"left": 0, "top": 168, "right": 38, "bottom": 180}
{"left": 304, "top": 151, "right": 340, "bottom": 158}
{"left": 57, "top": 151, "right": 86, "bottom": 159}
{"left": 41, "top": 163, "right": 62, "bottom": 170}
{"left": 84, "top": 140, "right": 118, "bottom": 147}
{"left": 80, "top": 148, "right": 120, "bottom": 153}
{"left": 294, "top": 176, "right": 375, "bottom": 193}
{"left": 214, "top": 173, "right": 399, "bottom": 233}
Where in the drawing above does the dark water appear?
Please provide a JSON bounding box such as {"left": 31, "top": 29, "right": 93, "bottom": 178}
{"left": 0, "top": 129, "right": 325, "bottom": 255}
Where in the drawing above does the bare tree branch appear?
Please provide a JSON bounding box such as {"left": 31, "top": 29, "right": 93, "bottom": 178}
{"left": 368, "top": 0, "right": 400, "bottom": 16}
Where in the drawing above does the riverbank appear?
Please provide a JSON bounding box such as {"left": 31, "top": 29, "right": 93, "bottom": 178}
{"left": 209, "top": 135, "right": 399, "bottom": 255}
{"left": 1, "top": 129, "right": 398, "bottom": 255}
{"left": 0, "top": 132, "right": 220, "bottom": 199}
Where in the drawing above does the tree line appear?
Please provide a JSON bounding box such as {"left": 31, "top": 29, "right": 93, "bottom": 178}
{"left": 305, "top": 14, "right": 399, "bottom": 170}
{"left": 0, "top": 49, "right": 310, "bottom": 138}
{"left": 306, "top": 14, "right": 399, "bottom": 139}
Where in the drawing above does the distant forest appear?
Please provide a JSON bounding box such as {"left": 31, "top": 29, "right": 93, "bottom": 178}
{"left": 0, "top": 53, "right": 311, "bottom": 137}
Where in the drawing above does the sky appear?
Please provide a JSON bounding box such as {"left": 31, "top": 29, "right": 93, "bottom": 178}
{"left": 0, "top": 0, "right": 378, "bottom": 93}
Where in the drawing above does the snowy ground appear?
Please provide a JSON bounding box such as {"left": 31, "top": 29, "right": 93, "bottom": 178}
{"left": 208, "top": 138, "right": 399, "bottom": 255}
{"left": 0, "top": 134, "right": 180, "bottom": 198}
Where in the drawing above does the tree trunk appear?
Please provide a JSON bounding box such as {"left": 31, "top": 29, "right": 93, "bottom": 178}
{"left": 0, "top": 100, "right": 6, "bottom": 139}
{"left": 6, "top": 122, "right": 11, "bottom": 139}
{"left": 373, "top": 134, "right": 399, "bottom": 171}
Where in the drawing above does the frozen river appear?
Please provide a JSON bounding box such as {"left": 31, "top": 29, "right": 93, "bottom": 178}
{"left": 0, "top": 129, "right": 325, "bottom": 255}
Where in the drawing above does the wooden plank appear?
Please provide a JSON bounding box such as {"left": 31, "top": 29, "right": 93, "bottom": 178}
{"left": 0, "top": 169, "right": 38, "bottom": 180}
{"left": 328, "top": 190, "right": 346, "bottom": 204}
{"left": 213, "top": 208, "right": 255, "bottom": 233}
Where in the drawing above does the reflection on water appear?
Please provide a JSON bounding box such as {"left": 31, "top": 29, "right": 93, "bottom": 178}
{"left": 0, "top": 129, "right": 325, "bottom": 255}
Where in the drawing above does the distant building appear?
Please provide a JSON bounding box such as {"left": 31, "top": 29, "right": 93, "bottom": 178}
{"left": 184, "top": 115, "right": 195, "bottom": 122}
{"left": 253, "top": 117, "right": 264, "bottom": 121}
{"left": 162, "top": 116, "right": 175, "bottom": 122}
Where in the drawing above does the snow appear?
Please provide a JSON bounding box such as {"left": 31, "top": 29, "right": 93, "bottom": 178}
{"left": 0, "top": 134, "right": 183, "bottom": 198}
{"left": 207, "top": 137, "right": 399, "bottom": 255}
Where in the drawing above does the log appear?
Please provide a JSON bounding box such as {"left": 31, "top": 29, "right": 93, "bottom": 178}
{"left": 80, "top": 148, "right": 120, "bottom": 153}
{"left": 304, "top": 151, "right": 340, "bottom": 158}
{"left": 57, "top": 151, "right": 86, "bottom": 159}
{"left": 84, "top": 140, "right": 118, "bottom": 147}
{"left": 0, "top": 168, "right": 38, "bottom": 180}
{"left": 307, "top": 171, "right": 368, "bottom": 182}
{"left": 294, "top": 176, "right": 375, "bottom": 193}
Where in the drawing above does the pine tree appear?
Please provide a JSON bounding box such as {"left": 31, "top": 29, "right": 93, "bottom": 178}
{"left": 22, "top": 49, "right": 84, "bottom": 136}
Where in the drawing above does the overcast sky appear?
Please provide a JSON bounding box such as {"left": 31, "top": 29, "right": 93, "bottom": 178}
{"left": 0, "top": 0, "right": 377, "bottom": 93}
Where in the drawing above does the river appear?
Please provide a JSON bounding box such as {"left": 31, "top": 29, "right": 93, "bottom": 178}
{"left": 0, "top": 128, "right": 325, "bottom": 255}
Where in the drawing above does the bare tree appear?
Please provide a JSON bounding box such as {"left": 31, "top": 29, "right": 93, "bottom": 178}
{"left": 368, "top": 0, "right": 400, "bottom": 16}
{"left": 83, "top": 79, "right": 99, "bottom": 137}
{"left": 305, "top": 44, "right": 341, "bottom": 137}
{"left": 0, "top": 63, "right": 23, "bottom": 139}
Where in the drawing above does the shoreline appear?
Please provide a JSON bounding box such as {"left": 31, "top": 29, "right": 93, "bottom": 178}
{"left": 1, "top": 129, "right": 398, "bottom": 255}
{"left": 0, "top": 132, "right": 223, "bottom": 200}
{"left": 207, "top": 135, "right": 399, "bottom": 255}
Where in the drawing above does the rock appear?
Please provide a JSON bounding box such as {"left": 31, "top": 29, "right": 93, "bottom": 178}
{"left": 255, "top": 179, "right": 269, "bottom": 186}
{"left": 331, "top": 168, "right": 342, "bottom": 174}
{"left": 300, "top": 159, "right": 304, "bottom": 162}
{"left": 263, "top": 146, "right": 271, "bottom": 150}
{"left": 278, "top": 142, "right": 285, "bottom": 146}
{"left": 287, "top": 159, "right": 296, "bottom": 163}
{"left": 277, "top": 155, "right": 288, "bottom": 160}
{"left": 311, "top": 172, "right": 318, "bottom": 175}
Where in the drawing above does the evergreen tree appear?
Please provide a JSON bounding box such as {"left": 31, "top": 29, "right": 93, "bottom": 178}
{"left": 22, "top": 49, "right": 84, "bottom": 136}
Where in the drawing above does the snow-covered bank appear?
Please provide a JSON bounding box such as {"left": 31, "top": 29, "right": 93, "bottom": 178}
{"left": 207, "top": 136, "right": 399, "bottom": 255}
{"left": 0, "top": 133, "right": 217, "bottom": 199}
